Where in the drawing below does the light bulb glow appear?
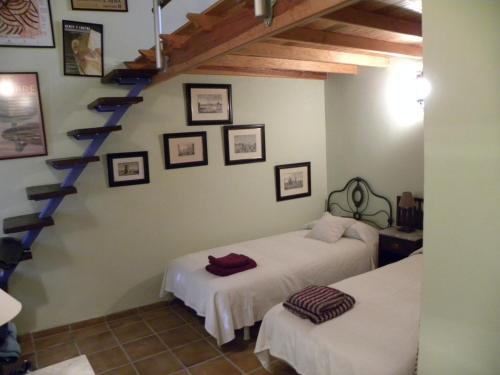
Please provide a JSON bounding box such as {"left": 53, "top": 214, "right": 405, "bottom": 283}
{"left": 415, "top": 73, "right": 431, "bottom": 103}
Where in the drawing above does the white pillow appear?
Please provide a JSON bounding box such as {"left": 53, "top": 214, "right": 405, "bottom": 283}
{"left": 345, "top": 221, "right": 379, "bottom": 246}
{"left": 306, "top": 213, "right": 356, "bottom": 243}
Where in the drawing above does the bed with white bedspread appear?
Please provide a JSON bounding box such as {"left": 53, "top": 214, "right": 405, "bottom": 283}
{"left": 255, "top": 252, "right": 422, "bottom": 375}
{"left": 161, "top": 177, "right": 393, "bottom": 345}
{"left": 161, "top": 229, "right": 377, "bottom": 344}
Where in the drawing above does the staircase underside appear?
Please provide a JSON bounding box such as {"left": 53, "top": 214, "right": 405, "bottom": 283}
{"left": 132, "top": 0, "right": 423, "bottom": 83}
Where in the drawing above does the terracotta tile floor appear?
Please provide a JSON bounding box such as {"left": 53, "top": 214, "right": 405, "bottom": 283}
{"left": 18, "top": 300, "right": 298, "bottom": 374}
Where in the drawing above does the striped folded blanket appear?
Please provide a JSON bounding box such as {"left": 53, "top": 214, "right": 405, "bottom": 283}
{"left": 283, "top": 285, "right": 355, "bottom": 324}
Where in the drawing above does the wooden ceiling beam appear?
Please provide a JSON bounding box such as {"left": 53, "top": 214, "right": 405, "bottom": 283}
{"left": 189, "top": 66, "right": 327, "bottom": 80}
{"left": 322, "top": 7, "right": 422, "bottom": 37}
{"left": 208, "top": 54, "right": 357, "bottom": 74}
{"left": 186, "top": 13, "right": 223, "bottom": 32}
{"left": 154, "top": 0, "right": 359, "bottom": 84}
{"left": 234, "top": 42, "right": 389, "bottom": 67}
{"left": 274, "top": 27, "right": 422, "bottom": 57}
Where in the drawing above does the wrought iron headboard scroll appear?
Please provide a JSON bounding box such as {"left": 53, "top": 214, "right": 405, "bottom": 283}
{"left": 327, "top": 177, "right": 393, "bottom": 229}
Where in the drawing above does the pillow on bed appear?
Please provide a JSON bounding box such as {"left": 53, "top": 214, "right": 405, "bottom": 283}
{"left": 344, "top": 221, "right": 378, "bottom": 244}
{"left": 306, "top": 213, "right": 356, "bottom": 243}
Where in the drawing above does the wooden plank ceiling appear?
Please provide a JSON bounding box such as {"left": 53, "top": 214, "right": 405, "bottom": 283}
{"left": 128, "top": 0, "right": 422, "bottom": 82}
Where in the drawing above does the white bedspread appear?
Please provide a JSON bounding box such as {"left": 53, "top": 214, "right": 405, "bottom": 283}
{"left": 161, "top": 230, "right": 376, "bottom": 345}
{"left": 255, "top": 254, "right": 422, "bottom": 375}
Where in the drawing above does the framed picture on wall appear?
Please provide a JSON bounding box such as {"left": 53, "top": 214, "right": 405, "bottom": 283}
{"left": 107, "top": 151, "right": 150, "bottom": 187}
{"left": 163, "top": 132, "right": 208, "bottom": 169}
{"left": 71, "top": 0, "right": 128, "bottom": 12}
{"left": 185, "top": 83, "right": 233, "bottom": 125}
{"left": 0, "top": 73, "right": 48, "bottom": 160}
{"left": 223, "top": 125, "right": 265, "bottom": 165}
{"left": 0, "top": 0, "right": 55, "bottom": 48}
{"left": 62, "top": 20, "right": 103, "bottom": 77}
{"left": 275, "top": 162, "right": 311, "bottom": 201}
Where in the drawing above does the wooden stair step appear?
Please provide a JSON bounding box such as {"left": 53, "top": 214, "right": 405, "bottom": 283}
{"left": 0, "top": 237, "right": 28, "bottom": 268}
{"left": 101, "top": 69, "right": 158, "bottom": 84}
{"left": 3, "top": 213, "right": 54, "bottom": 234}
{"left": 26, "top": 184, "right": 77, "bottom": 201}
{"left": 88, "top": 97, "right": 143, "bottom": 112}
{"left": 46, "top": 156, "right": 100, "bottom": 170}
{"left": 68, "top": 126, "right": 122, "bottom": 140}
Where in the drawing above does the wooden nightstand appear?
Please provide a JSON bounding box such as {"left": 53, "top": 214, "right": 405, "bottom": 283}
{"left": 378, "top": 227, "right": 423, "bottom": 267}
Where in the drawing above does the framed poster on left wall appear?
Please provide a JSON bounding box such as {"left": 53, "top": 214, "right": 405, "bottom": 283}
{"left": 0, "top": 0, "right": 55, "bottom": 48}
{"left": 62, "top": 20, "right": 104, "bottom": 77}
{"left": 0, "top": 73, "right": 48, "bottom": 160}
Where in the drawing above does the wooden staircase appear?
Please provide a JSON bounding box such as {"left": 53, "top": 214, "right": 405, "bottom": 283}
{"left": 0, "top": 68, "right": 157, "bottom": 289}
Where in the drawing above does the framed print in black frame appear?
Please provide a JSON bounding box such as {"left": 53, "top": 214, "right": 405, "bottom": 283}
{"left": 163, "top": 132, "right": 208, "bottom": 169}
{"left": 0, "top": 0, "right": 55, "bottom": 48}
{"left": 107, "top": 152, "right": 150, "bottom": 188}
{"left": 185, "top": 83, "right": 233, "bottom": 125}
{"left": 62, "top": 20, "right": 103, "bottom": 77}
{"left": 0, "top": 72, "right": 48, "bottom": 160}
{"left": 71, "top": 0, "right": 128, "bottom": 12}
{"left": 275, "top": 162, "right": 311, "bottom": 201}
{"left": 223, "top": 125, "right": 265, "bottom": 165}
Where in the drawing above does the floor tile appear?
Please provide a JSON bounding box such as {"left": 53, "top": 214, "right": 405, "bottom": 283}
{"left": 189, "top": 321, "right": 211, "bottom": 337}
{"left": 34, "top": 331, "right": 74, "bottom": 351}
{"left": 37, "top": 342, "right": 79, "bottom": 368}
{"left": 108, "top": 315, "right": 143, "bottom": 329}
{"left": 172, "top": 339, "right": 220, "bottom": 367}
{"left": 76, "top": 331, "right": 118, "bottom": 354}
{"left": 134, "top": 352, "right": 182, "bottom": 375}
{"left": 112, "top": 321, "right": 153, "bottom": 343}
{"left": 226, "top": 343, "right": 262, "bottom": 372}
{"left": 87, "top": 347, "right": 129, "bottom": 374}
{"left": 122, "top": 335, "right": 166, "bottom": 362}
{"left": 158, "top": 325, "right": 201, "bottom": 348}
{"left": 173, "top": 307, "right": 201, "bottom": 324}
{"left": 72, "top": 322, "right": 110, "bottom": 341}
{"left": 139, "top": 307, "right": 173, "bottom": 320}
{"left": 146, "top": 314, "right": 185, "bottom": 333}
{"left": 100, "top": 364, "right": 137, "bottom": 375}
{"left": 190, "top": 357, "right": 241, "bottom": 375}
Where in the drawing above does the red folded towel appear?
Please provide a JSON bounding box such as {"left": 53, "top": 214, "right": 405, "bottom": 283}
{"left": 208, "top": 253, "right": 251, "bottom": 268}
{"left": 283, "top": 285, "right": 355, "bottom": 324}
{"left": 206, "top": 258, "right": 257, "bottom": 277}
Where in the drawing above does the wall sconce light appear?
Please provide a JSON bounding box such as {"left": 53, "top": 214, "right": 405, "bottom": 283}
{"left": 254, "top": 0, "right": 277, "bottom": 26}
{"left": 415, "top": 71, "right": 431, "bottom": 106}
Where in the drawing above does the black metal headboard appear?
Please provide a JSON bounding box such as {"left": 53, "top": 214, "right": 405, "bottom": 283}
{"left": 326, "top": 177, "right": 393, "bottom": 229}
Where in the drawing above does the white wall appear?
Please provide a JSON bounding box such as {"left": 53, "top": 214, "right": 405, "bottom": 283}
{"left": 325, "top": 59, "right": 424, "bottom": 213}
{"left": 419, "top": 1, "right": 500, "bottom": 374}
{"left": 0, "top": 2, "right": 327, "bottom": 333}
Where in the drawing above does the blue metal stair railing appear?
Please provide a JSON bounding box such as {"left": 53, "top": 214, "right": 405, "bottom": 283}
{"left": 21, "top": 78, "right": 151, "bottom": 251}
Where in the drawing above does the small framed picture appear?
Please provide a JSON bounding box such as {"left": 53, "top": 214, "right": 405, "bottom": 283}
{"left": 63, "top": 20, "right": 103, "bottom": 77}
{"left": 275, "top": 162, "right": 311, "bottom": 201}
{"left": 0, "top": 0, "right": 55, "bottom": 48}
{"left": 163, "top": 132, "right": 208, "bottom": 169}
{"left": 185, "top": 83, "right": 232, "bottom": 125}
{"left": 107, "top": 152, "right": 150, "bottom": 188}
{"left": 0, "top": 73, "right": 48, "bottom": 160}
{"left": 223, "top": 125, "right": 265, "bottom": 165}
{"left": 71, "top": 0, "right": 128, "bottom": 12}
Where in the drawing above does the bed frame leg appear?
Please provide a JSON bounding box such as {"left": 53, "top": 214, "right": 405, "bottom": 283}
{"left": 243, "top": 326, "right": 251, "bottom": 341}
